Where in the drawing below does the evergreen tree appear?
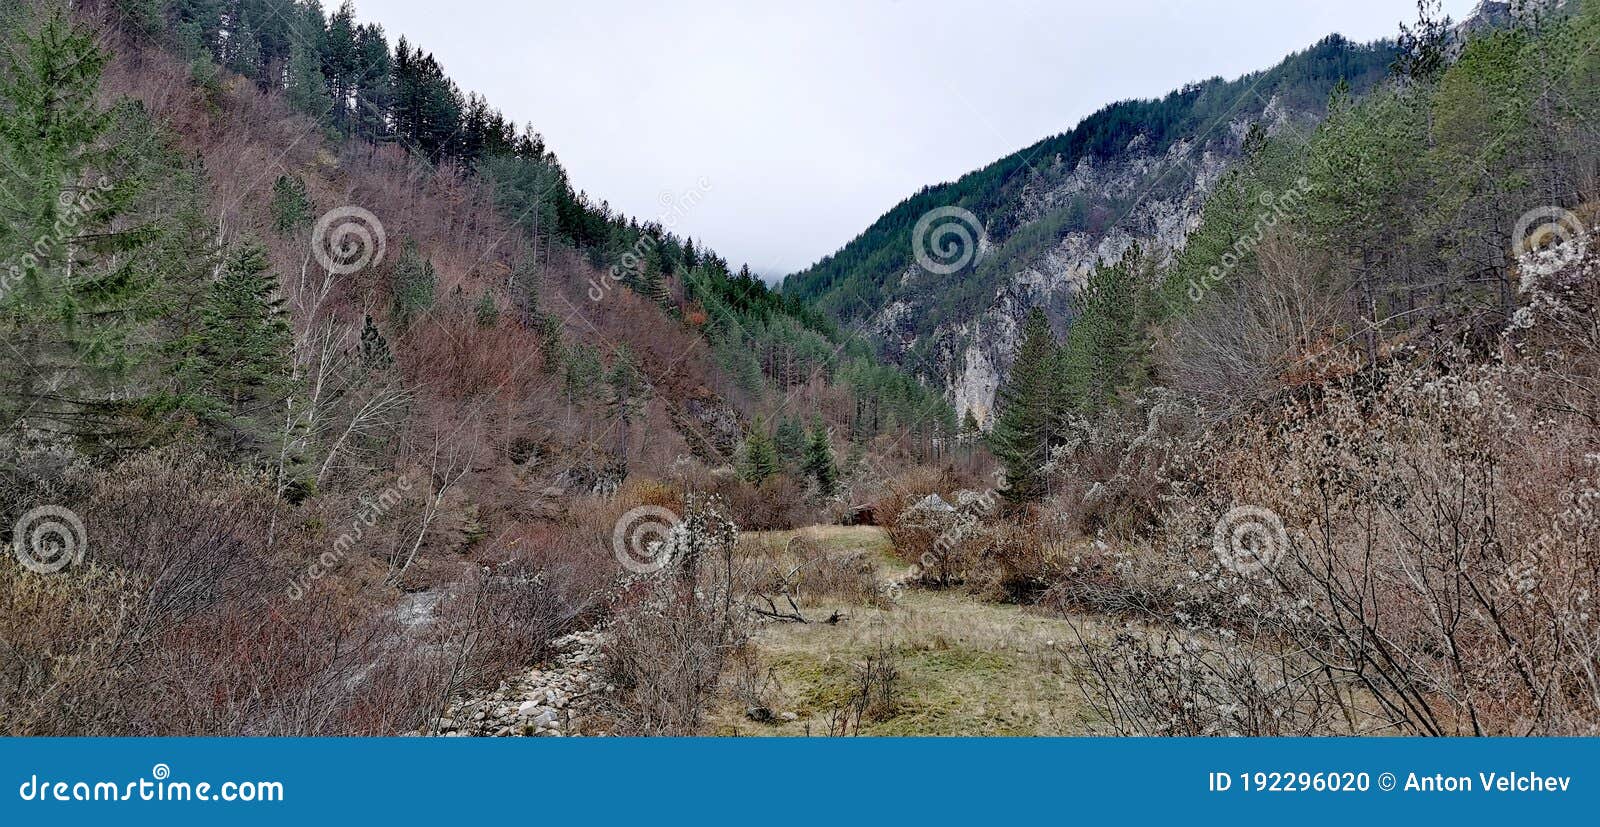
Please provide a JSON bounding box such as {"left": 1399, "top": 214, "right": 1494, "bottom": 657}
{"left": 1395, "top": 0, "right": 1453, "bottom": 83}
{"left": 475, "top": 291, "right": 499, "bottom": 327}
{"left": 196, "top": 242, "right": 293, "bottom": 447}
{"left": 270, "top": 174, "right": 311, "bottom": 233}
{"left": 223, "top": 10, "right": 262, "bottom": 81}
{"left": 286, "top": 40, "right": 330, "bottom": 118}
{"left": 774, "top": 416, "right": 804, "bottom": 468}
{"left": 390, "top": 240, "right": 436, "bottom": 326}
{"left": 989, "top": 307, "right": 1063, "bottom": 502}
{"left": 636, "top": 259, "right": 673, "bottom": 310}
{"left": 741, "top": 427, "right": 780, "bottom": 484}
{"left": 562, "top": 344, "right": 602, "bottom": 402}
{"left": 322, "top": 1, "right": 360, "bottom": 126}
{"left": 606, "top": 345, "right": 647, "bottom": 457}
{"left": 960, "top": 409, "right": 982, "bottom": 439}
{"left": 801, "top": 420, "right": 838, "bottom": 496}
{"left": 0, "top": 10, "right": 176, "bottom": 442}
{"left": 352, "top": 22, "right": 393, "bottom": 139}
{"left": 1060, "top": 245, "right": 1152, "bottom": 416}
{"left": 359, "top": 314, "right": 393, "bottom": 370}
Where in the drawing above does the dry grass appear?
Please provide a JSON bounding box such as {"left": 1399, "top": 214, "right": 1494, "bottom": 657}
{"left": 713, "top": 526, "right": 1097, "bottom": 736}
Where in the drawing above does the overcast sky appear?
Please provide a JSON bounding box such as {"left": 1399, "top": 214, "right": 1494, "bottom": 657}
{"left": 357, "top": 0, "right": 1479, "bottom": 280}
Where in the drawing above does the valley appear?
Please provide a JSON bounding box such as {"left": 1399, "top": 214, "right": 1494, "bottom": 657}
{"left": 3, "top": 0, "right": 1599, "bottom": 740}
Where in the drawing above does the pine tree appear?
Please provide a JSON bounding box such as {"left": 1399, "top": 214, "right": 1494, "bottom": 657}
{"left": 195, "top": 242, "right": 293, "bottom": 451}
{"left": 801, "top": 421, "right": 838, "bottom": 497}
{"left": 270, "top": 174, "right": 311, "bottom": 233}
{"left": 741, "top": 427, "right": 780, "bottom": 484}
{"left": 0, "top": 9, "right": 175, "bottom": 441}
{"left": 352, "top": 22, "right": 393, "bottom": 139}
{"left": 224, "top": 11, "right": 262, "bottom": 81}
{"left": 1060, "top": 245, "right": 1151, "bottom": 416}
{"left": 323, "top": 0, "right": 360, "bottom": 126}
{"left": 960, "top": 409, "right": 982, "bottom": 440}
{"left": 989, "top": 307, "right": 1063, "bottom": 502}
{"left": 286, "top": 40, "right": 330, "bottom": 118}
{"left": 390, "top": 240, "right": 436, "bottom": 326}
{"left": 359, "top": 314, "right": 393, "bottom": 370}
{"left": 774, "top": 416, "right": 804, "bottom": 468}
{"left": 562, "top": 345, "right": 602, "bottom": 402}
{"left": 475, "top": 291, "right": 499, "bottom": 327}
{"left": 636, "top": 262, "right": 672, "bottom": 311}
{"left": 606, "top": 345, "right": 648, "bottom": 457}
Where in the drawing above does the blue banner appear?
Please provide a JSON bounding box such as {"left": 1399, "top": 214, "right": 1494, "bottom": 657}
{"left": 2, "top": 738, "right": 1595, "bottom": 824}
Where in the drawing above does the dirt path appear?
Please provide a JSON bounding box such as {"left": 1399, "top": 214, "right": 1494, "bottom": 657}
{"left": 712, "top": 525, "right": 1101, "bottom": 736}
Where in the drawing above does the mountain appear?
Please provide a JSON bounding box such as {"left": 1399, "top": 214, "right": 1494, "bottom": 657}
{"left": 0, "top": 0, "right": 957, "bottom": 735}
{"left": 783, "top": 34, "right": 1402, "bottom": 423}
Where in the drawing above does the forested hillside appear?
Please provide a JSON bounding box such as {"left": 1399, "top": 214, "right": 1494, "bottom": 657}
{"left": 873, "top": 0, "right": 1600, "bottom": 735}
{"left": 0, "top": 0, "right": 957, "bottom": 735}
{"left": 5, "top": 0, "right": 1598, "bottom": 740}
{"left": 783, "top": 31, "right": 1400, "bottom": 422}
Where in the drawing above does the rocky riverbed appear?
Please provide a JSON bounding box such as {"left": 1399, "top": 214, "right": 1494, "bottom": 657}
{"left": 419, "top": 629, "right": 612, "bottom": 737}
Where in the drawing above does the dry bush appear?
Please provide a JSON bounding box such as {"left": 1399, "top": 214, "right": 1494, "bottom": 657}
{"left": 876, "top": 465, "right": 952, "bottom": 526}
{"left": 1072, "top": 245, "right": 1600, "bottom": 737}
{"left": 597, "top": 496, "right": 752, "bottom": 735}
{"left": 830, "top": 644, "right": 901, "bottom": 735}
{"left": 85, "top": 448, "right": 277, "bottom": 630}
{"left": 0, "top": 558, "right": 137, "bottom": 734}
{"left": 743, "top": 533, "right": 880, "bottom": 612}
{"left": 789, "top": 541, "right": 879, "bottom": 607}
{"left": 964, "top": 517, "right": 1063, "bottom": 603}
{"left": 1040, "top": 390, "right": 1201, "bottom": 539}
{"left": 1165, "top": 233, "right": 1345, "bottom": 414}
{"left": 1073, "top": 627, "right": 1356, "bottom": 736}
{"left": 718, "top": 474, "right": 815, "bottom": 531}
{"left": 880, "top": 466, "right": 958, "bottom": 576}
{"left": 0, "top": 448, "right": 510, "bottom": 735}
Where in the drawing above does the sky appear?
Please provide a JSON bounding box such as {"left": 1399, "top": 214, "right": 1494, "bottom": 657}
{"left": 357, "top": 0, "right": 1480, "bottom": 280}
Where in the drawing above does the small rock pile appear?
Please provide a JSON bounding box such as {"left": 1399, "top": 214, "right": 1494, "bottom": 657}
{"left": 423, "top": 629, "right": 612, "bottom": 737}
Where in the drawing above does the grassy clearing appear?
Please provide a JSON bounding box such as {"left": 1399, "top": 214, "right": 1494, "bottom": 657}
{"left": 713, "top": 526, "right": 1099, "bottom": 736}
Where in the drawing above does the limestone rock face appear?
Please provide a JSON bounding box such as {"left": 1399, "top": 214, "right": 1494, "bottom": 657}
{"left": 867, "top": 101, "right": 1298, "bottom": 426}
